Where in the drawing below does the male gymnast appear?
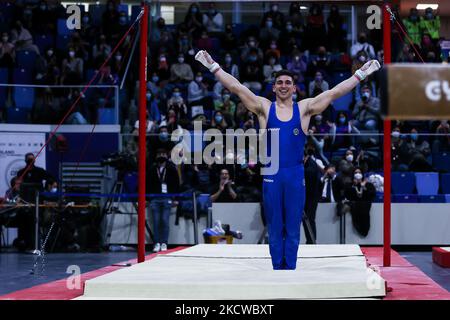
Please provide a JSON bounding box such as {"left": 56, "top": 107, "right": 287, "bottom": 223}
{"left": 195, "top": 50, "right": 380, "bottom": 270}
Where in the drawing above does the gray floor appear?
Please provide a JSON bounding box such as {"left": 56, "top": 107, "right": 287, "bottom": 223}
{"left": 0, "top": 250, "right": 449, "bottom": 297}
{"left": 0, "top": 251, "right": 137, "bottom": 295}
{"left": 400, "top": 251, "right": 450, "bottom": 292}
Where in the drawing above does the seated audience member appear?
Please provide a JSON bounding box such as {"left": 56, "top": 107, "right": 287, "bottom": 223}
{"left": 170, "top": 53, "right": 194, "bottom": 84}
{"left": 188, "top": 72, "right": 214, "bottom": 109}
{"left": 308, "top": 71, "right": 329, "bottom": 97}
{"left": 210, "top": 168, "right": 238, "bottom": 203}
{"left": 405, "top": 128, "right": 432, "bottom": 172}
{"left": 352, "top": 85, "right": 380, "bottom": 131}
{"left": 202, "top": 2, "right": 224, "bottom": 34}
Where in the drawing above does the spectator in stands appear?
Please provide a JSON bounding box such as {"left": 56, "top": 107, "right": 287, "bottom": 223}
{"left": 211, "top": 110, "right": 229, "bottom": 133}
{"left": 188, "top": 71, "right": 213, "bottom": 109}
{"left": 203, "top": 2, "right": 224, "bottom": 34}
{"left": 278, "top": 20, "right": 302, "bottom": 56}
{"left": 220, "top": 24, "right": 238, "bottom": 54}
{"left": 352, "top": 85, "right": 380, "bottom": 131}
{"left": 262, "top": 2, "right": 285, "bottom": 30}
{"left": 350, "top": 32, "right": 376, "bottom": 59}
{"left": 184, "top": 3, "right": 204, "bottom": 40}
{"left": 286, "top": 51, "right": 307, "bottom": 82}
{"left": 196, "top": 30, "right": 214, "bottom": 52}
{"left": 167, "top": 87, "right": 187, "bottom": 119}
{"left": 432, "top": 120, "right": 450, "bottom": 153}
{"left": 133, "top": 110, "right": 157, "bottom": 137}
{"left": 80, "top": 12, "right": 97, "bottom": 45}
{"left": 63, "top": 89, "right": 88, "bottom": 124}
{"left": 420, "top": 7, "right": 440, "bottom": 41}
{"left": 176, "top": 32, "right": 194, "bottom": 59}
{"left": 147, "top": 147, "right": 180, "bottom": 252}
{"left": 152, "top": 17, "right": 171, "bottom": 44}
{"left": 214, "top": 88, "right": 236, "bottom": 126}
{"left": 305, "top": 4, "right": 326, "bottom": 51}
{"left": 391, "top": 127, "right": 409, "bottom": 171}
{"left": 17, "top": 152, "right": 54, "bottom": 196}
{"left": 155, "top": 53, "right": 171, "bottom": 85}
{"left": 0, "top": 32, "right": 15, "bottom": 68}
{"left": 145, "top": 91, "right": 161, "bottom": 123}
{"left": 68, "top": 31, "right": 89, "bottom": 62}
{"left": 308, "top": 71, "right": 329, "bottom": 97}
{"left": 327, "top": 5, "right": 346, "bottom": 53}
{"left": 308, "top": 45, "right": 332, "bottom": 78}
{"left": 263, "top": 54, "right": 282, "bottom": 84}
{"left": 61, "top": 47, "right": 84, "bottom": 84}
{"left": 240, "top": 36, "right": 264, "bottom": 63}
{"left": 344, "top": 167, "right": 376, "bottom": 237}
{"left": 210, "top": 168, "right": 237, "bottom": 202}
{"left": 241, "top": 49, "right": 264, "bottom": 93}
{"left": 33, "top": 0, "right": 57, "bottom": 34}
{"left": 10, "top": 20, "right": 39, "bottom": 54}
{"left": 288, "top": 2, "right": 305, "bottom": 30}
{"left": 92, "top": 34, "right": 111, "bottom": 62}
{"left": 170, "top": 53, "right": 194, "bottom": 84}
{"left": 406, "top": 128, "right": 432, "bottom": 172}
{"left": 102, "top": 0, "right": 119, "bottom": 41}
{"left": 259, "top": 17, "right": 281, "bottom": 49}
{"left": 147, "top": 74, "right": 163, "bottom": 100}
{"left": 220, "top": 52, "right": 239, "bottom": 80}
{"left": 332, "top": 112, "right": 360, "bottom": 150}
{"left": 420, "top": 33, "right": 440, "bottom": 62}
{"left": 148, "top": 122, "right": 176, "bottom": 163}
{"left": 338, "top": 148, "right": 356, "bottom": 187}
{"left": 403, "top": 8, "right": 421, "bottom": 45}
{"left": 265, "top": 40, "right": 281, "bottom": 60}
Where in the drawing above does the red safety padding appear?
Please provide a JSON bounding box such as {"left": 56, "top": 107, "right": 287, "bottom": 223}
{"left": 432, "top": 247, "right": 450, "bottom": 268}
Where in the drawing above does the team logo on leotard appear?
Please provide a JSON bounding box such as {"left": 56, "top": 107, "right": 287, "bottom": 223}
{"left": 293, "top": 128, "right": 299, "bottom": 135}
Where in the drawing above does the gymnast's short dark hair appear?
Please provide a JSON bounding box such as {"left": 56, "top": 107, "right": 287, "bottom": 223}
{"left": 273, "top": 70, "right": 295, "bottom": 83}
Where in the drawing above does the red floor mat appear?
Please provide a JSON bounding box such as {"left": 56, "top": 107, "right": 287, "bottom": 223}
{"left": 362, "top": 247, "right": 450, "bottom": 300}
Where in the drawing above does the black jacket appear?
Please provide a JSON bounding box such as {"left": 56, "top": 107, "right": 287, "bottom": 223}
{"left": 146, "top": 161, "right": 180, "bottom": 195}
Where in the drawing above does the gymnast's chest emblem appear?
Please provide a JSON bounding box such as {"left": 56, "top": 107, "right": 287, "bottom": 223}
{"left": 293, "top": 128, "right": 299, "bottom": 136}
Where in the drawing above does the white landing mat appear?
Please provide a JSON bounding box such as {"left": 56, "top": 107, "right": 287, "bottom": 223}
{"left": 78, "top": 244, "right": 386, "bottom": 300}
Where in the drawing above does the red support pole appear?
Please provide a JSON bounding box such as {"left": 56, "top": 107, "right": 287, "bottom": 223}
{"left": 383, "top": 2, "right": 392, "bottom": 267}
{"left": 137, "top": 2, "right": 148, "bottom": 263}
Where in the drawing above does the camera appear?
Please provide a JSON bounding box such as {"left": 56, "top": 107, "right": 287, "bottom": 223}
{"left": 100, "top": 152, "right": 136, "bottom": 172}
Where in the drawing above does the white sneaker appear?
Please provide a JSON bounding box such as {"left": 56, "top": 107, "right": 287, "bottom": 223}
{"left": 153, "top": 243, "right": 161, "bottom": 252}
{"left": 161, "top": 243, "right": 167, "bottom": 251}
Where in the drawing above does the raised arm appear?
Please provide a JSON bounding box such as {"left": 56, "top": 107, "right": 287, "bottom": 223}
{"left": 195, "top": 50, "right": 269, "bottom": 116}
{"left": 304, "top": 60, "right": 381, "bottom": 117}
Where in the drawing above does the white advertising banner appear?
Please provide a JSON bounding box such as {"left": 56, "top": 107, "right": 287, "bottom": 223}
{"left": 0, "top": 132, "right": 46, "bottom": 197}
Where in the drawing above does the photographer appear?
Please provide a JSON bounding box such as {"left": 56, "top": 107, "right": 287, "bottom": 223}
{"left": 210, "top": 168, "right": 237, "bottom": 203}
{"left": 147, "top": 148, "right": 180, "bottom": 253}
{"left": 352, "top": 85, "right": 380, "bottom": 131}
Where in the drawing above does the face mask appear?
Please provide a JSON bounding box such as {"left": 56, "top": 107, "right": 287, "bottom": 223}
{"left": 362, "top": 92, "right": 370, "bottom": 100}
{"left": 2, "top": 36, "right": 8, "bottom": 42}
{"left": 249, "top": 56, "right": 257, "bottom": 62}
{"left": 178, "top": 57, "right": 184, "bottom": 63}
{"left": 392, "top": 131, "right": 400, "bottom": 138}
{"left": 339, "top": 117, "right": 346, "bottom": 124}
{"left": 354, "top": 173, "right": 363, "bottom": 181}
{"left": 160, "top": 56, "right": 166, "bottom": 62}
{"left": 315, "top": 76, "right": 322, "bottom": 82}
{"left": 286, "top": 25, "right": 293, "bottom": 32}
{"left": 226, "top": 152, "right": 234, "bottom": 161}
{"left": 266, "top": 21, "right": 273, "bottom": 28}
{"left": 225, "top": 56, "right": 232, "bottom": 63}
{"left": 272, "top": 5, "right": 278, "bottom": 12}
{"left": 411, "top": 133, "right": 418, "bottom": 141}
{"left": 50, "top": 187, "right": 57, "bottom": 193}
{"left": 146, "top": 93, "right": 152, "bottom": 100}
{"left": 173, "top": 92, "right": 181, "bottom": 98}
{"left": 191, "top": 7, "right": 198, "bottom": 14}
{"left": 410, "top": 15, "right": 418, "bottom": 22}
{"left": 152, "top": 76, "right": 159, "bottom": 83}
{"left": 82, "top": 16, "right": 89, "bottom": 24}
{"left": 119, "top": 17, "right": 127, "bottom": 25}
{"left": 426, "top": 13, "right": 433, "bottom": 19}
{"left": 222, "top": 94, "right": 230, "bottom": 101}
{"left": 294, "top": 56, "right": 300, "bottom": 62}
{"left": 248, "top": 41, "right": 256, "bottom": 47}
{"left": 270, "top": 44, "right": 277, "bottom": 50}
{"left": 315, "top": 115, "right": 322, "bottom": 122}
{"left": 69, "top": 51, "right": 75, "bottom": 58}
{"left": 115, "top": 55, "right": 122, "bottom": 61}
{"left": 269, "top": 58, "right": 276, "bottom": 64}
{"left": 181, "top": 39, "right": 188, "bottom": 45}
{"left": 209, "top": 9, "right": 215, "bottom": 15}
{"left": 195, "top": 76, "right": 203, "bottom": 83}
{"left": 346, "top": 154, "right": 354, "bottom": 162}
{"left": 40, "top": 5, "right": 47, "bottom": 11}
{"left": 159, "top": 132, "right": 169, "bottom": 142}
{"left": 359, "top": 55, "right": 367, "bottom": 62}
{"left": 215, "top": 115, "right": 223, "bottom": 123}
